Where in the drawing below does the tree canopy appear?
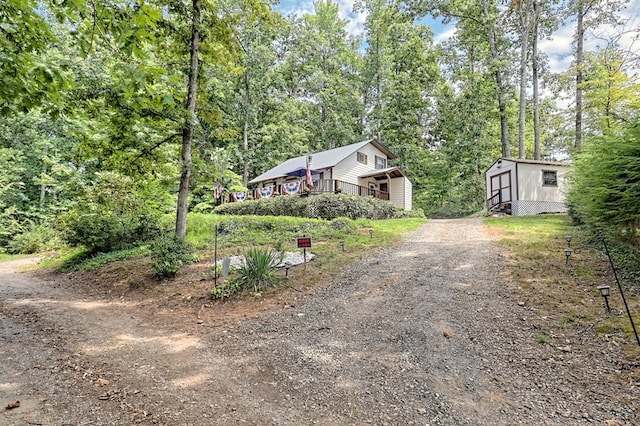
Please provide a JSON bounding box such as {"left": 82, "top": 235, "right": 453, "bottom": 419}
{"left": 0, "top": 0, "right": 637, "bottom": 252}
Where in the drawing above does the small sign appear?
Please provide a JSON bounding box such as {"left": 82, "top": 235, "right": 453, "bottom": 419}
{"left": 296, "top": 237, "right": 312, "bottom": 248}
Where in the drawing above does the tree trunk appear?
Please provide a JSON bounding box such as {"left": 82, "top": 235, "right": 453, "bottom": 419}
{"left": 575, "top": 3, "right": 584, "bottom": 150}
{"left": 532, "top": 1, "right": 540, "bottom": 160}
{"left": 518, "top": 0, "right": 532, "bottom": 159}
{"left": 40, "top": 144, "right": 48, "bottom": 208}
{"left": 482, "top": 0, "right": 511, "bottom": 158}
{"left": 175, "top": 0, "right": 201, "bottom": 239}
{"left": 243, "top": 70, "right": 250, "bottom": 187}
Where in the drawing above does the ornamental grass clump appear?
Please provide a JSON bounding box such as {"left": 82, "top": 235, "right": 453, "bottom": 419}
{"left": 211, "top": 247, "right": 284, "bottom": 299}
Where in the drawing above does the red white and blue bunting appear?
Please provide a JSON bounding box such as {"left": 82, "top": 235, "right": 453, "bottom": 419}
{"left": 282, "top": 180, "right": 301, "bottom": 195}
{"left": 232, "top": 191, "right": 247, "bottom": 202}
{"left": 257, "top": 185, "right": 275, "bottom": 199}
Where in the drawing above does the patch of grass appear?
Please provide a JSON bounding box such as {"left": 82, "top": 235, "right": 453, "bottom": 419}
{"left": 52, "top": 246, "right": 151, "bottom": 272}
{"left": 536, "top": 334, "right": 552, "bottom": 344}
{"left": 486, "top": 213, "right": 640, "bottom": 358}
{"left": 0, "top": 253, "right": 25, "bottom": 262}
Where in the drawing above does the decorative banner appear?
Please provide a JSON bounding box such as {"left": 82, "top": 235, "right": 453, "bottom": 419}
{"left": 214, "top": 182, "right": 223, "bottom": 199}
{"left": 232, "top": 191, "right": 247, "bottom": 202}
{"left": 257, "top": 185, "right": 275, "bottom": 199}
{"left": 282, "top": 180, "right": 301, "bottom": 195}
{"left": 306, "top": 155, "right": 313, "bottom": 188}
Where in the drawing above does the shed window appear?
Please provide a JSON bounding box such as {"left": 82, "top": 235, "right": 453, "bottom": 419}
{"left": 375, "top": 156, "right": 386, "bottom": 170}
{"left": 543, "top": 170, "right": 557, "bottom": 186}
{"left": 357, "top": 152, "right": 367, "bottom": 164}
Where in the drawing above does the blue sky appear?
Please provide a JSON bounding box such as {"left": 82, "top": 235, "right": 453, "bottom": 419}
{"left": 275, "top": 0, "right": 640, "bottom": 75}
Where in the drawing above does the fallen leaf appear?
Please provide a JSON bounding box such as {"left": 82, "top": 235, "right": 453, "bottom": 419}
{"left": 95, "top": 378, "right": 110, "bottom": 387}
{"left": 5, "top": 401, "right": 20, "bottom": 410}
{"left": 443, "top": 332, "right": 452, "bottom": 339}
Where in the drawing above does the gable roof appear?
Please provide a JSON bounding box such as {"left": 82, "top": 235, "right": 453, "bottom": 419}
{"left": 249, "top": 139, "right": 396, "bottom": 185}
{"left": 487, "top": 157, "right": 570, "bottom": 173}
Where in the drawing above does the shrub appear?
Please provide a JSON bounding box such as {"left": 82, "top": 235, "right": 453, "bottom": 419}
{"left": 211, "top": 247, "right": 283, "bottom": 298}
{"left": 214, "top": 193, "right": 419, "bottom": 220}
{"left": 151, "top": 234, "right": 197, "bottom": 278}
{"left": 8, "top": 222, "right": 60, "bottom": 254}
{"left": 57, "top": 172, "right": 161, "bottom": 254}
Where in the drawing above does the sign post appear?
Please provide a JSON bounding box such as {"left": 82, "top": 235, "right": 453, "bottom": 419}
{"left": 296, "top": 235, "right": 312, "bottom": 268}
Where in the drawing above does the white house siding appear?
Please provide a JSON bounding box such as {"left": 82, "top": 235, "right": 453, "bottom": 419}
{"left": 486, "top": 158, "right": 569, "bottom": 216}
{"left": 333, "top": 144, "right": 388, "bottom": 186}
{"left": 389, "top": 177, "right": 412, "bottom": 210}
{"left": 485, "top": 160, "right": 518, "bottom": 204}
{"left": 512, "top": 162, "right": 568, "bottom": 215}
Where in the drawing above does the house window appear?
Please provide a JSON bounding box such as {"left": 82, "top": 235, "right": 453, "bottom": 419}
{"left": 543, "top": 170, "right": 557, "bottom": 186}
{"left": 357, "top": 152, "right": 367, "bottom": 164}
{"left": 375, "top": 156, "right": 386, "bottom": 169}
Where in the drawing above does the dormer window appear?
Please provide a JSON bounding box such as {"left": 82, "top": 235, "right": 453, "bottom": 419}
{"left": 375, "top": 156, "right": 386, "bottom": 169}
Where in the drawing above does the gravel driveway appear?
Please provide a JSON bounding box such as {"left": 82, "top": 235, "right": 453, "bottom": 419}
{"left": 1, "top": 218, "right": 638, "bottom": 425}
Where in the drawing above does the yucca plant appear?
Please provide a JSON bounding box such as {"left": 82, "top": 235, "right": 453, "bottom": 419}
{"left": 236, "top": 247, "right": 284, "bottom": 292}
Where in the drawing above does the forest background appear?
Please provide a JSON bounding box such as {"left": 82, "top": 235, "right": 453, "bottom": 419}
{"left": 1, "top": 0, "right": 639, "bottom": 255}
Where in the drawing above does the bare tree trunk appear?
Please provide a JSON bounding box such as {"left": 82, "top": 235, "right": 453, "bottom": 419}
{"left": 575, "top": 3, "right": 584, "bottom": 150}
{"left": 517, "top": 0, "right": 533, "bottom": 159}
{"left": 243, "top": 71, "right": 250, "bottom": 187}
{"left": 532, "top": 1, "right": 541, "bottom": 160}
{"left": 482, "top": 0, "right": 511, "bottom": 158}
{"left": 40, "top": 144, "right": 48, "bottom": 208}
{"left": 175, "top": 0, "right": 201, "bottom": 239}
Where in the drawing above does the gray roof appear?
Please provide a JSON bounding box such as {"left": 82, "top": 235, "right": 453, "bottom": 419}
{"left": 249, "top": 139, "right": 396, "bottom": 185}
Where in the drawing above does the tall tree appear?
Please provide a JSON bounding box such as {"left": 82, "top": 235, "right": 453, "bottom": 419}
{"left": 569, "top": 0, "right": 628, "bottom": 150}
{"left": 418, "top": 0, "right": 515, "bottom": 158}
{"left": 175, "top": 0, "right": 202, "bottom": 238}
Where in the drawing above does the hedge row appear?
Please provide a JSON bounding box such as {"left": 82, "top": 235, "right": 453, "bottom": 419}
{"left": 213, "top": 193, "right": 423, "bottom": 220}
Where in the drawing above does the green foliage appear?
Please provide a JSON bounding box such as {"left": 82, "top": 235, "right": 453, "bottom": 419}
{"left": 568, "top": 123, "right": 640, "bottom": 242}
{"left": 214, "top": 193, "right": 423, "bottom": 220}
{"left": 57, "top": 172, "right": 161, "bottom": 253}
{"left": 7, "top": 222, "right": 60, "bottom": 254}
{"left": 211, "top": 247, "right": 283, "bottom": 299}
{"left": 151, "top": 234, "right": 197, "bottom": 278}
{"left": 57, "top": 246, "right": 151, "bottom": 272}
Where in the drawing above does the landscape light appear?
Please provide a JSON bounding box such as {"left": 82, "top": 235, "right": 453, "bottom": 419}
{"left": 597, "top": 285, "right": 611, "bottom": 314}
{"left": 339, "top": 240, "right": 345, "bottom": 252}
{"left": 565, "top": 248, "right": 573, "bottom": 265}
{"left": 284, "top": 262, "right": 292, "bottom": 278}
{"left": 565, "top": 235, "right": 573, "bottom": 247}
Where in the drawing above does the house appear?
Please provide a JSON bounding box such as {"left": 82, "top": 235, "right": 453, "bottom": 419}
{"left": 247, "top": 139, "right": 413, "bottom": 210}
{"left": 486, "top": 158, "right": 570, "bottom": 216}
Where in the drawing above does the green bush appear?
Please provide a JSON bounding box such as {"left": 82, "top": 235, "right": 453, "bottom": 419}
{"left": 211, "top": 247, "right": 283, "bottom": 299}
{"left": 57, "top": 172, "right": 161, "bottom": 254}
{"left": 214, "top": 193, "right": 422, "bottom": 220}
{"left": 568, "top": 124, "right": 640, "bottom": 241}
{"left": 151, "top": 234, "right": 198, "bottom": 278}
{"left": 7, "top": 222, "right": 60, "bottom": 254}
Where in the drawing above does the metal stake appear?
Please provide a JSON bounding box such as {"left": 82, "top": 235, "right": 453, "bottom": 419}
{"left": 214, "top": 224, "right": 218, "bottom": 287}
{"left": 602, "top": 235, "right": 640, "bottom": 348}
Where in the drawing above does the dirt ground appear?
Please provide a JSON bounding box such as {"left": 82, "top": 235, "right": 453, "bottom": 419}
{"left": 1, "top": 218, "right": 639, "bottom": 425}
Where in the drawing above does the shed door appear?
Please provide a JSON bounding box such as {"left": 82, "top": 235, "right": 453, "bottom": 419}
{"left": 490, "top": 171, "right": 512, "bottom": 203}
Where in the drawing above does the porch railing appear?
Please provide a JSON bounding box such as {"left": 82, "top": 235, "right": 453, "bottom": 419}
{"left": 249, "top": 179, "right": 389, "bottom": 202}
{"left": 310, "top": 179, "right": 389, "bottom": 201}
{"left": 487, "top": 192, "right": 502, "bottom": 210}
